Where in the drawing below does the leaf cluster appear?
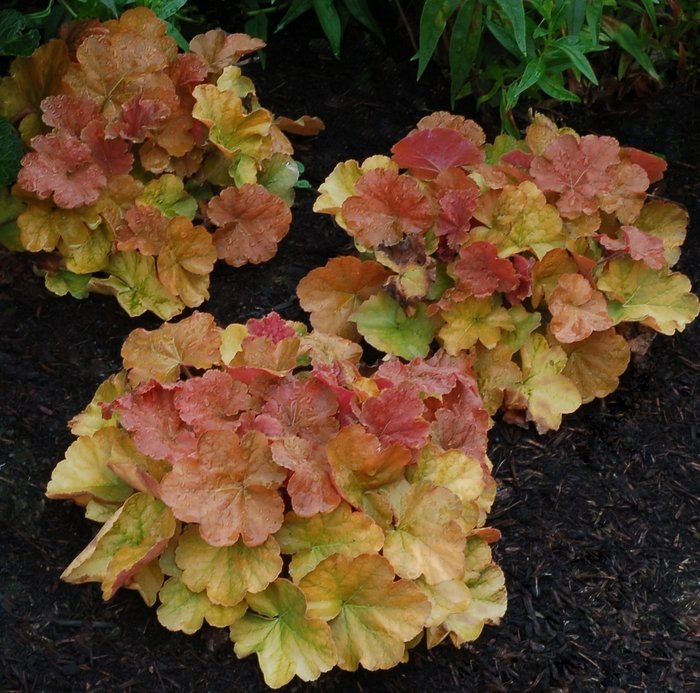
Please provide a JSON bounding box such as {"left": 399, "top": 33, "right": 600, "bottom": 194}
{"left": 302, "top": 111, "right": 699, "bottom": 433}
{"left": 0, "top": 8, "right": 311, "bottom": 319}
{"left": 47, "top": 310, "right": 506, "bottom": 688}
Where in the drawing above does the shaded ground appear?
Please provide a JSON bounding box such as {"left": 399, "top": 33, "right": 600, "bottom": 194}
{"left": 1, "top": 10, "right": 700, "bottom": 693}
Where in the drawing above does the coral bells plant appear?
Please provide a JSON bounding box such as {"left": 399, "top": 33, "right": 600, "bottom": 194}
{"left": 46, "top": 311, "right": 506, "bottom": 687}
{"left": 300, "top": 112, "right": 699, "bottom": 433}
{"left": 0, "top": 8, "right": 320, "bottom": 319}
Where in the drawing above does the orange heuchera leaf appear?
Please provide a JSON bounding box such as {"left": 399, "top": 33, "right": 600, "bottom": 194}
{"left": 599, "top": 225, "right": 666, "bottom": 270}
{"left": 548, "top": 273, "right": 614, "bottom": 343}
{"left": 530, "top": 134, "right": 620, "bottom": 218}
{"left": 297, "top": 256, "right": 391, "bottom": 341}
{"left": 117, "top": 204, "right": 170, "bottom": 254}
{"left": 391, "top": 128, "right": 484, "bottom": 180}
{"left": 276, "top": 115, "right": 325, "bottom": 136}
{"left": 206, "top": 184, "right": 291, "bottom": 267}
{"left": 326, "top": 424, "right": 411, "bottom": 510}
{"left": 452, "top": 241, "right": 520, "bottom": 298}
{"left": 122, "top": 311, "right": 222, "bottom": 385}
{"left": 157, "top": 217, "right": 217, "bottom": 307}
{"left": 106, "top": 93, "right": 170, "bottom": 142}
{"left": 160, "top": 429, "right": 286, "bottom": 546}
{"left": 415, "top": 112, "right": 486, "bottom": 147}
{"left": 599, "top": 159, "right": 649, "bottom": 224}
{"left": 271, "top": 437, "right": 341, "bottom": 517}
{"left": 41, "top": 94, "right": 100, "bottom": 136}
{"left": 627, "top": 147, "right": 667, "bottom": 184}
{"left": 436, "top": 182, "right": 480, "bottom": 249}
{"left": 358, "top": 382, "right": 430, "bottom": 450}
{"left": 189, "top": 30, "right": 265, "bottom": 74}
{"left": 341, "top": 168, "right": 434, "bottom": 248}
{"left": 81, "top": 120, "right": 134, "bottom": 177}
{"left": 173, "top": 369, "right": 250, "bottom": 434}
{"left": 112, "top": 381, "right": 197, "bottom": 463}
{"left": 18, "top": 132, "right": 107, "bottom": 209}
{"left": 260, "top": 376, "right": 339, "bottom": 443}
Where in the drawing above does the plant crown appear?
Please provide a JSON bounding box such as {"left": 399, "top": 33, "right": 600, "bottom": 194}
{"left": 0, "top": 8, "right": 322, "bottom": 319}
{"left": 300, "top": 111, "right": 699, "bottom": 433}
{"left": 47, "top": 310, "right": 506, "bottom": 688}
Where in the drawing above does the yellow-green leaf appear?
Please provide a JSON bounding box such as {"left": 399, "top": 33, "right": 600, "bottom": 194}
{"left": 68, "top": 370, "right": 128, "bottom": 437}
{"left": 299, "top": 554, "right": 430, "bottom": 671}
{"left": 230, "top": 579, "right": 337, "bottom": 688}
{"left": 136, "top": 174, "right": 197, "bottom": 219}
{"left": 438, "top": 296, "right": 514, "bottom": 354}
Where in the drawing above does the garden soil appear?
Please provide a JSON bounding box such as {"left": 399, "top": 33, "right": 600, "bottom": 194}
{"left": 1, "top": 9, "right": 699, "bottom": 693}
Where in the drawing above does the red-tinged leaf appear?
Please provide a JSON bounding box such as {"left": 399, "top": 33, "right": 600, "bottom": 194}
{"left": 501, "top": 149, "right": 534, "bottom": 168}
{"left": 173, "top": 369, "right": 250, "bottom": 434}
{"left": 627, "top": 147, "right": 666, "bottom": 184}
{"left": 599, "top": 225, "right": 666, "bottom": 269}
{"left": 189, "top": 30, "right": 265, "bottom": 74}
{"left": 261, "top": 375, "right": 339, "bottom": 443}
{"left": 169, "top": 52, "right": 209, "bottom": 95}
{"left": 111, "top": 381, "right": 196, "bottom": 464}
{"left": 505, "top": 254, "right": 534, "bottom": 305}
{"left": 159, "top": 429, "right": 286, "bottom": 547}
{"left": 207, "top": 184, "right": 291, "bottom": 267}
{"left": 41, "top": 94, "right": 100, "bottom": 137}
{"left": 18, "top": 132, "right": 106, "bottom": 209}
{"left": 246, "top": 312, "right": 297, "bottom": 343}
{"left": 106, "top": 94, "right": 170, "bottom": 142}
{"left": 530, "top": 134, "right": 620, "bottom": 217}
{"left": 358, "top": 382, "right": 430, "bottom": 450}
{"left": 599, "top": 159, "right": 649, "bottom": 224}
{"left": 80, "top": 120, "right": 134, "bottom": 177}
{"left": 271, "top": 437, "right": 341, "bottom": 517}
{"left": 341, "top": 169, "right": 434, "bottom": 248}
{"left": 436, "top": 184, "right": 480, "bottom": 249}
{"left": 391, "top": 128, "right": 484, "bottom": 180}
{"left": 415, "top": 112, "right": 486, "bottom": 147}
{"left": 375, "top": 356, "right": 460, "bottom": 397}
{"left": 116, "top": 204, "right": 169, "bottom": 255}
{"left": 326, "top": 424, "right": 411, "bottom": 509}
{"left": 452, "top": 241, "right": 520, "bottom": 298}
{"left": 549, "top": 273, "right": 615, "bottom": 343}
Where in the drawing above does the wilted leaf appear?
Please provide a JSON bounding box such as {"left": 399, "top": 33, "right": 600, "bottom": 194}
{"left": 159, "top": 429, "right": 286, "bottom": 546}
{"left": 383, "top": 480, "right": 466, "bottom": 585}
{"left": 297, "top": 256, "right": 391, "bottom": 341}
{"left": 299, "top": 554, "right": 430, "bottom": 671}
{"left": 230, "top": 579, "right": 337, "bottom": 688}
{"left": 275, "top": 502, "right": 385, "bottom": 581}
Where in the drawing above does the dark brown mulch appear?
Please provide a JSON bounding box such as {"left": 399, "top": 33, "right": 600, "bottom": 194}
{"left": 1, "top": 10, "right": 700, "bottom": 693}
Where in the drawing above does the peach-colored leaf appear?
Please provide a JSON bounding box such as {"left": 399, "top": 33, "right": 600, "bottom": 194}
{"left": 271, "top": 437, "right": 341, "bottom": 516}
{"left": 549, "top": 273, "right": 615, "bottom": 343}
{"left": 416, "top": 112, "right": 486, "bottom": 146}
{"left": 341, "top": 168, "right": 434, "bottom": 248}
{"left": 207, "top": 184, "right": 291, "bottom": 267}
{"left": 452, "top": 241, "right": 520, "bottom": 298}
{"left": 627, "top": 147, "right": 666, "bottom": 184}
{"left": 189, "top": 30, "right": 265, "bottom": 74}
{"left": 599, "top": 225, "right": 666, "bottom": 269}
{"left": 160, "top": 429, "right": 286, "bottom": 546}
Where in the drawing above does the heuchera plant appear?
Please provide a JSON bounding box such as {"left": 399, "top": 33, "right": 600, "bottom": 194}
{"left": 0, "top": 8, "right": 322, "bottom": 319}
{"left": 46, "top": 311, "right": 506, "bottom": 688}
{"left": 299, "top": 112, "right": 699, "bottom": 433}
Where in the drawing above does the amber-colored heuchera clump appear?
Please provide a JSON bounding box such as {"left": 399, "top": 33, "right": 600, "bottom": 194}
{"left": 0, "top": 8, "right": 321, "bottom": 318}
{"left": 47, "top": 311, "right": 506, "bottom": 687}
{"left": 300, "top": 112, "right": 699, "bottom": 433}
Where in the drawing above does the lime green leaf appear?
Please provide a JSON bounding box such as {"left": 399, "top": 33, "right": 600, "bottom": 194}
{"left": 136, "top": 174, "right": 197, "bottom": 220}
{"left": 90, "top": 251, "right": 184, "bottom": 320}
{"left": 258, "top": 153, "right": 299, "bottom": 206}
{"left": 61, "top": 492, "right": 177, "bottom": 600}
{"left": 634, "top": 200, "right": 687, "bottom": 267}
{"left": 275, "top": 502, "right": 385, "bottom": 582}
{"left": 351, "top": 292, "right": 434, "bottom": 360}
{"left": 157, "top": 575, "right": 247, "bottom": 634}
{"left": 230, "top": 579, "right": 338, "bottom": 688}
{"left": 384, "top": 480, "right": 466, "bottom": 585}
{"left": 299, "top": 554, "right": 431, "bottom": 671}
{"left": 46, "top": 427, "right": 134, "bottom": 505}
{"left": 597, "top": 257, "right": 700, "bottom": 335}
{"left": 60, "top": 223, "right": 112, "bottom": 275}
{"left": 45, "top": 270, "right": 92, "bottom": 299}
{"left": 175, "top": 525, "right": 282, "bottom": 607}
